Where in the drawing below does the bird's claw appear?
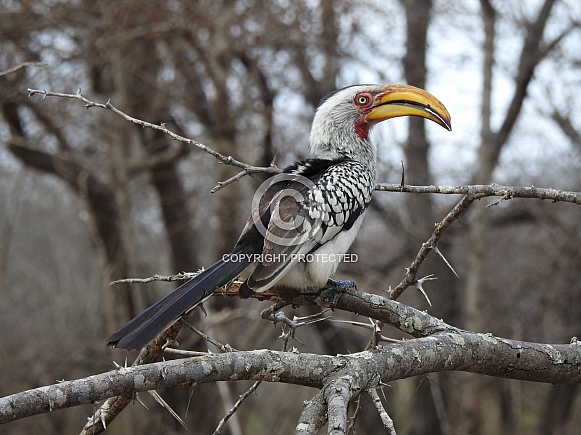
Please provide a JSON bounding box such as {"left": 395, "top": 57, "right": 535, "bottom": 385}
{"left": 321, "top": 278, "right": 356, "bottom": 308}
{"left": 326, "top": 278, "right": 357, "bottom": 291}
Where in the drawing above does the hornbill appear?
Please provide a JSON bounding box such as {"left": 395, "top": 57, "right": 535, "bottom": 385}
{"left": 107, "top": 84, "right": 451, "bottom": 349}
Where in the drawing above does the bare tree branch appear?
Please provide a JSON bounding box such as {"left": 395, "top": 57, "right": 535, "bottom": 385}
{"left": 80, "top": 320, "right": 184, "bottom": 434}
{"left": 213, "top": 381, "right": 261, "bottom": 435}
{"left": 324, "top": 378, "right": 353, "bottom": 435}
{"left": 109, "top": 271, "right": 200, "bottom": 285}
{"left": 26, "top": 88, "right": 281, "bottom": 179}
{"left": 476, "top": 0, "right": 558, "bottom": 182}
{"left": 2, "top": 292, "right": 580, "bottom": 425}
{"left": 549, "top": 107, "right": 581, "bottom": 148}
{"left": 375, "top": 183, "right": 581, "bottom": 205}
{"left": 0, "top": 62, "right": 47, "bottom": 77}
{"left": 387, "top": 194, "right": 481, "bottom": 300}
{"left": 296, "top": 390, "right": 327, "bottom": 434}
{"left": 369, "top": 387, "right": 397, "bottom": 435}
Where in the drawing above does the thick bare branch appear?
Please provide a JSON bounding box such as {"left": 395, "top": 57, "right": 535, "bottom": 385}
{"left": 296, "top": 391, "right": 328, "bottom": 435}
{"left": 3, "top": 321, "right": 580, "bottom": 425}
{"left": 324, "top": 378, "right": 353, "bottom": 435}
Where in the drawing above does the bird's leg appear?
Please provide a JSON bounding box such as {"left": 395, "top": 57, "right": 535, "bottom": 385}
{"left": 326, "top": 278, "right": 357, "bottom": 291}
{"left": 319, "top": 278, "right": 356, "bottom": 308}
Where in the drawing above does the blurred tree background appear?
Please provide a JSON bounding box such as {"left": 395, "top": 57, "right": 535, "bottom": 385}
{"left": 1, "top": 0, "right": 580, "bottom": 433}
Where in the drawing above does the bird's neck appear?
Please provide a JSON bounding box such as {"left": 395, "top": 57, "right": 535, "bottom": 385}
{"left": 309, "top": 115, "right": 377, "bottom": 169}
{"left": 311, "top": 137, "right": 377, "bottom": 170}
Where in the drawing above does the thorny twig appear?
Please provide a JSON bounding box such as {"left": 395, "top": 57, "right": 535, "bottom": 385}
{"left": 81, "top": 321, "right": 184, "bottom": 434}
{"left": 166, "top": 321, "right": 255, "bottom": 434}
{"left": 212, "top": 381, "right": 261, "bottom": 435}
{"left": 210, "top": 163, "right": 280, "bottom": 193}
{"left": 211, "top": 303, "right": 331, "bottom": 434}
{"left": 212, "top": 305, "right": 333, "bottom": 434}
{"left": 375, "top": 183, "right": 581, "bottom": 205}
{"left": 148, "top": 391, "right": 187, "bottom": 429}
{"left": 168, "top": 322, "right": 258, "bottom": 435}
{"left": 109, "top": 271, "right": 200, "bottom": 285}
{"left": 27, "top": 88, "right": 281, "bottom": 189}
{"left": 261, "top": 305, "right": 331, "bottom": 350}
{"left": 387, "top": 194, "right": 482, "bottom": 300}
{"left": 346, "top": 394, "right": 363, "bottom": 435}
{"left": 369, "top": 388, "right": 397, "bottom": 435}
{"left": 215, "top": 304, "right": 332, "bottom": 433}
{"left": 331, "top": 318, "right": 402, "bottom": 347}
{"left": 182, "top": 320, "right": 237, "bottom": 353}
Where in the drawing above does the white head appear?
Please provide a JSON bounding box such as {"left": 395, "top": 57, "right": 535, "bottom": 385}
{"left": 308, "top": 84, "right": 452, "bottom": 165}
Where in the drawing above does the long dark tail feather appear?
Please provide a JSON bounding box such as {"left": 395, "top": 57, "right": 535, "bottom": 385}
{"left": 107, "top": 258, "right": 250, "bottom": 350}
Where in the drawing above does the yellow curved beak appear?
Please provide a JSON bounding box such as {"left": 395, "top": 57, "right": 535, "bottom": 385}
{"left": 365, "top": 84, "right": 452, "bottom": 131}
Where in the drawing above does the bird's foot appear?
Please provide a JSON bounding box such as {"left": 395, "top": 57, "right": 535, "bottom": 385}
{"left": 321, "top": 279, "right": 356, "bottom": 308}
{"left": 325, "top": 278, "right": 357, "bottom": 291}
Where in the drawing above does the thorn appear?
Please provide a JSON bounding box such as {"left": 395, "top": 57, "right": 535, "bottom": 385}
{"left": 381, "top": 336, "right": 404, "bottom": 344}
{"left": 149, "top": 390, "right": 188, "bottom": 428}
{"left": 432, "top": 246, "right": 459, "bottom": 278}
{"left": 400, "top": 160, "right": 405, "bottom": 187}
{"left": 292, "top": 308, "right": 332, "bottom": 322}
{"left": 134, "top": 392, "right": 149, "bottom": 410}
{"left": 293, "top": 335, "right": 305, "bottom": 346}
{"left": 414, "top": 274, "right": 437, "bottom": 307}
{"left": 297, "top": 316, "right": 330, "bottom": 327}
{"left": 75, "top": 88, "right": 81, "bottom": 96}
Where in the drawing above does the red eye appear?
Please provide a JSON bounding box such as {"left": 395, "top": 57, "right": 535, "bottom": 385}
{"left": 355, "top": 94, "right": 371, "bottom": 107}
